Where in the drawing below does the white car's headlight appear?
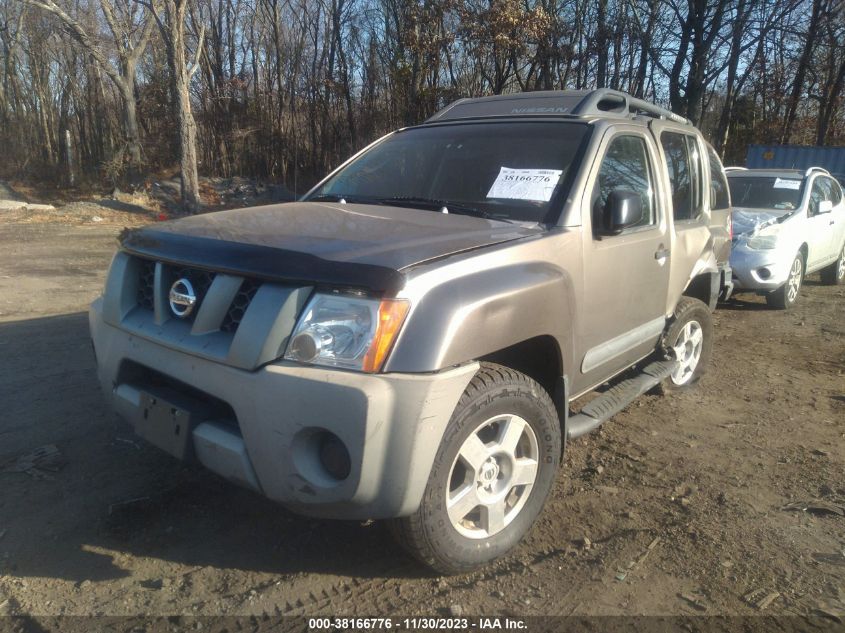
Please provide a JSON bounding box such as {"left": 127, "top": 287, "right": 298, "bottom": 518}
{"left": 746, "top": 226, "right": 781, "bottom": 250}
{"left": 284, "top": 293, "right": 410, "bottom": 372}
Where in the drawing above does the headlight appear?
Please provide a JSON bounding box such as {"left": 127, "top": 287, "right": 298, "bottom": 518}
{"left": 746, "top": 226, "right": 780, "bottom": 250}
{"left": 284, "top": 293, "right": 410, "bottom": 372}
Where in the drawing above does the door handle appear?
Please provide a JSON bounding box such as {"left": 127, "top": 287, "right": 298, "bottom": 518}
{"left": 655, "top": 247, "right": 670, "bottom": 260}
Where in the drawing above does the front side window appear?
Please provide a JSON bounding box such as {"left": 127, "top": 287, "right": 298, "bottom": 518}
{"left": 822, "top": 176, "right": 842, "bottom": 205}
{"left": 660, "top": 131, "right": 703, "bottom": 220}
{"left": 592, "top": 135, "right": 656, "bottom": 231}
{"left": 308, "top": 122, "right": 590, "bottom": 224}
{"left": 706, "top": 144, "right": 730, "bottom": 211}
{"left": 809, "top": 178, "right": 828, "bottom": 216}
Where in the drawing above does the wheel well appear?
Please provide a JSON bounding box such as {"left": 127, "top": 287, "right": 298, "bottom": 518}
{"left": 799, "top": 243, "right": 808, "bottom": 265}
{"left": 479, "top": 336, "right": 566, "bottom": 427}
{"left": 479, "top": 335, "right": 562, "bottom": 399}
{"left": 683, "top": 273, "right": 715, "bottom": 307}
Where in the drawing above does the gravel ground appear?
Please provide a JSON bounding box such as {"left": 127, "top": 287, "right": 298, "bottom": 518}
{"left": 0, "top": 209, "right": 843, "bottom": 628}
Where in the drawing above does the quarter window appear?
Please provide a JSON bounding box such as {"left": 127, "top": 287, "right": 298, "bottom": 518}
{"left": 660, "top": 132, "right": 703, "bottom": 220}
{"left": 592, "top": 135, "right": 656, "bottom": 231}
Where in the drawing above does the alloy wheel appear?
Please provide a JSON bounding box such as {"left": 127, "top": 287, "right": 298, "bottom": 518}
{"left": 670, "top": 320, "right": 704, "bottom": 385}
{"left": 786, "top": 257, "right": 803, "bottom": 303}
{"left": 446, "top": 414, "right": 539, "bottom": 539}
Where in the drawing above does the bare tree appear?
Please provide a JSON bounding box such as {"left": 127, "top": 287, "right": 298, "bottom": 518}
{"left": 23, "top": 0, "right": 156, "bottom": 177}
{"left": 142, "top": 0, "right": 205, "bottom": 210}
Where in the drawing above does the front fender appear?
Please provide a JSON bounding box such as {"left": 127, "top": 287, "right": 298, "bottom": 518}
{"left": 385, "top": 261, "right": 575, "bottom": 374}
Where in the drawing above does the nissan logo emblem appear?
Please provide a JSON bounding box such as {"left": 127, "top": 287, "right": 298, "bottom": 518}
{"left": 169, "top": 278, "right": 197, "bottom": 317}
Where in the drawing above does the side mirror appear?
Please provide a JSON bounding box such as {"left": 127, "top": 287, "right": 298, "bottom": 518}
{"left": 598, "top": 190, "right": 644, "bottom": 235}
{"left": 819, "top": 200, "right": 833, "bottom": 214}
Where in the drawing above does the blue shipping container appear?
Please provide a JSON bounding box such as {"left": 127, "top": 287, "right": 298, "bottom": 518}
{"left": 745, "top": 144, "right": 845, "bottom": 176}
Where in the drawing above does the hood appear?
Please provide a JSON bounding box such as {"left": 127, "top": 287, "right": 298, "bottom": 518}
{"left": 731, "top": 207, "right": 795, "bottom": 238}
{"left": 144, "top": 202, "right": 539, "bottom": 269}
{"left": 120, "top": 202, "right": 542, "bottom": 294}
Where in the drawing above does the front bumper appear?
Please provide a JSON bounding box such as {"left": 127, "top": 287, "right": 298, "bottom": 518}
{"left": 729, "top": 244, "right": 792, "bottom": 291}
{"left": 90, "top": 298, "right": 477, "bottom": 519}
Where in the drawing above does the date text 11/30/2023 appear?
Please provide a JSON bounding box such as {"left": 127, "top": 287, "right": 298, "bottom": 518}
{"left": 308, "top": 617, "right": 528, "bottom": 630}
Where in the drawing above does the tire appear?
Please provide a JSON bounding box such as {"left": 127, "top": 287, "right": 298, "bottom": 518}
{"left": 820, "top": 242, "right": 845, "bottom": 286}
{"left": 659, "top": 296, "right": 713, "bottom": 391}
{"left": 766, "top": 252, "right": 803, "bottom": 309}
{"left": 390, "top": 363, "right": 561, "bottom": 575}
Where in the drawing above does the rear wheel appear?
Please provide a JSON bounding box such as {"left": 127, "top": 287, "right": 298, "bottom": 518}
{"left": 820, "top": 243, "right": 845, "bottom": 285}
{"left": 660, "top": 296, "right": 713, "bottom": 391}
{"left": 766, "top": 253, "right": 803, "bottom": 309}
{"left": 390, "top": 363, "right": 561, "bottom": 575}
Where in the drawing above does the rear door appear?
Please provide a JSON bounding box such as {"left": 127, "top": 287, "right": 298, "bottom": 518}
{"left": 575, "top": 128, "right": 671, "bottom": 394}
{"left": 656, "top": 127, "right": 713, "bottom": 311}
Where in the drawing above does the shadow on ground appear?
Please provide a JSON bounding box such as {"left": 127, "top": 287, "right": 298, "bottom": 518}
{"left": 0, "top": 313, "right": 423, "bottom": 584}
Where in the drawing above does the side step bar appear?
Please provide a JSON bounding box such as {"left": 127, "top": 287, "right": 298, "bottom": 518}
{"left": 566, "top": 360, "right": 677, "bottom": 440}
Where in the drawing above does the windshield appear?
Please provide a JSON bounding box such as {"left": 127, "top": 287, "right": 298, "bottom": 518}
{"left": 307, "top": 122, "right": 590, "bottom": 224}
{"left": 728, "top": 176, "right": 804, "bottom": 211}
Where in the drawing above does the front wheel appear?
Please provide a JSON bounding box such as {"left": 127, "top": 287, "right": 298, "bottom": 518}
{"left": 767, "top": 253, "right": 803, "bottom": 309}
{"left": 660, "top": 296, "right": 713, "bottom": 391}
{"left": 820, "top": 243, "right": 845, "bottom": 285}
{"left": 390, "top": 363, "right": 561, "bottom": 575}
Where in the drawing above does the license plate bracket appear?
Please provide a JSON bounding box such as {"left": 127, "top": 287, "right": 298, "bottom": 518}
{"left": 136, "top": 389, "right": 206, "bottom": 460}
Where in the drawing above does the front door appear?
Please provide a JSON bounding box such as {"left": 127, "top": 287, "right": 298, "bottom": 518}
{"left": 575, "top": 130, "right": 671, "bottom": 395}
{"left": 806, "top": 177, "right": 835, "bottom": 268}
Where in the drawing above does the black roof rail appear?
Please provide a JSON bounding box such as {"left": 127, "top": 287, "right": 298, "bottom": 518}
{"left": 425, "top": 89, "right": 691, "bottom": 126}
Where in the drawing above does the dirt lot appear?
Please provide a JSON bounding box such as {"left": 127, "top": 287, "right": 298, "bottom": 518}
{"left": 0, "top": 205, "right": 844, "bottom": 626}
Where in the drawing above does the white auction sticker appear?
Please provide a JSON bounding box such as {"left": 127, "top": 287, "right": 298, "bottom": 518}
{"left": 486, "top": 167, "right": 563, "bottom": 202}
{"left": 773, "top": 177, "right": 801, "bottom": 190}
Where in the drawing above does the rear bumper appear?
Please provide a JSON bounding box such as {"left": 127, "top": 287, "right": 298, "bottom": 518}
{"left": 90, "top": 298, "right": 477, "bottom": 519}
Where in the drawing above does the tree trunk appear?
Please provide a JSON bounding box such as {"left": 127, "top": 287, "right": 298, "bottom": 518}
{"left": 159, "top": 0, "right": 202, "bottom": 211}
{"left": 781, "top": 0, "right": 824, "bottom": 144}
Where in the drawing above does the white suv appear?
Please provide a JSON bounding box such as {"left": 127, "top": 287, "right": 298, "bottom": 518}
{"left": 728, "top": 167, "right": 845, "bottom": 308}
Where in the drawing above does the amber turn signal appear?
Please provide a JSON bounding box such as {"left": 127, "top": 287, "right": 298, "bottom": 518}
{"left": 362, "top": 299, "right": 411, "bottom": 373}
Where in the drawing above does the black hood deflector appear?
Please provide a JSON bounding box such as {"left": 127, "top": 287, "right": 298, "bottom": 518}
{"left": 120, "top": 228, "right": 406, "bottom": 295}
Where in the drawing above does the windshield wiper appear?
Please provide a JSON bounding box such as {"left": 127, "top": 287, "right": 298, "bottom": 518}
{"left": 307, "top": 193, "right": 380, "bottom": 204}
{"left": 378, "top": 197, "right": 512, "bottom": 223}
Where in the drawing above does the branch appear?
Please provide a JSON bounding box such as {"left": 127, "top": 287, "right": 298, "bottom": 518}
{"left": 189, "top": 23, "right": 206, "bottom": 79}
{"left": 22, "top": 0, "right": 127, "bottom": 90}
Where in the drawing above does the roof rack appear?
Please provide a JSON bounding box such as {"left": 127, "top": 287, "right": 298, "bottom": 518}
{"left": 569, "top": 89, "right": 691, "bottom": 125}
{"left": 426, "top": 88, "right": 691, "bottom": 126}
{"left": 804, "top": 166, "right": 831, "bottom": 177}
{"left": 723, "top": 166, "right": 747, "bottom": 172}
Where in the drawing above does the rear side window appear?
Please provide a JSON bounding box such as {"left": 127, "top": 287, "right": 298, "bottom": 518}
{"left": 592, "top": 135, "right": 656, "bottom": 231}
{"left": 660, "top": 132, "right": 703, "bottom": 220}
{"left": 706, "top": 145, "right": 731, "bottom": 211}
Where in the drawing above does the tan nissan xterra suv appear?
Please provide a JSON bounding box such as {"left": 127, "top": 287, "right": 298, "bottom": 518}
{"left": 90, "top": 89, "right": 731, "bottom": 574}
